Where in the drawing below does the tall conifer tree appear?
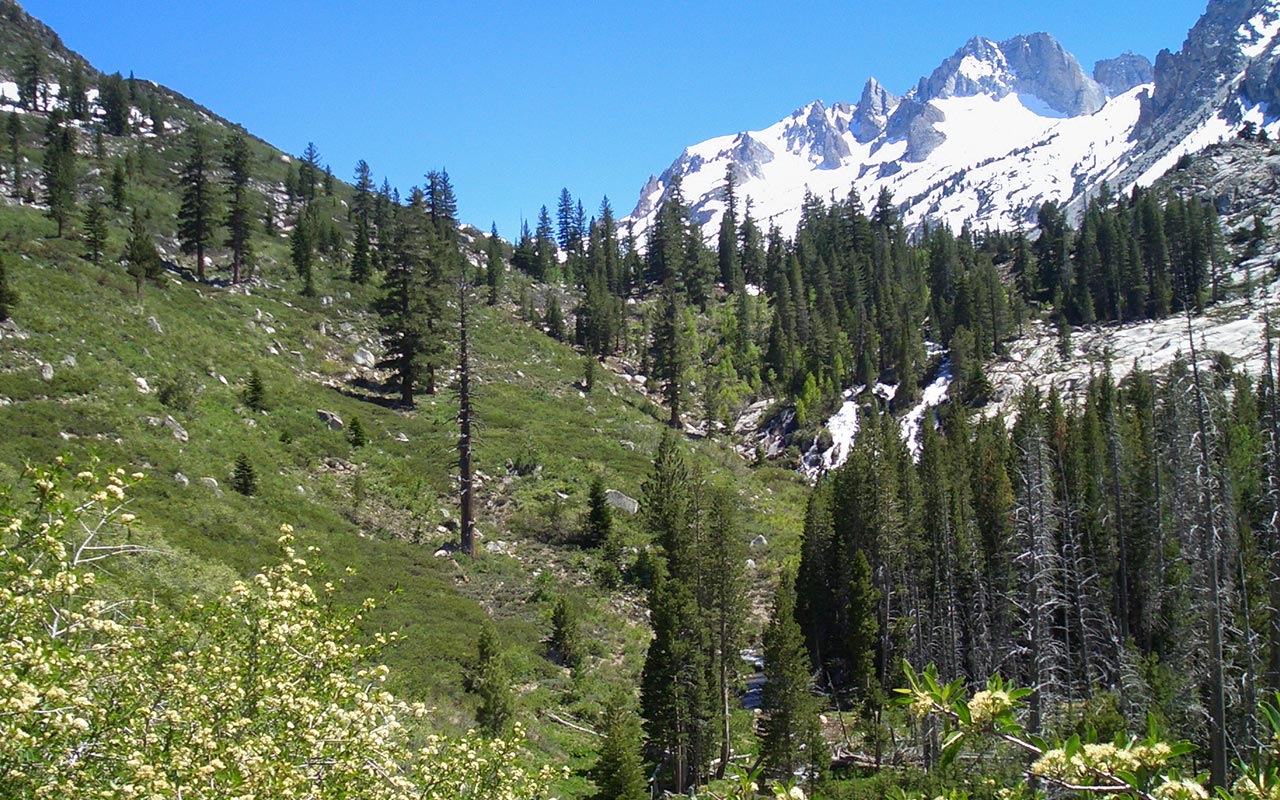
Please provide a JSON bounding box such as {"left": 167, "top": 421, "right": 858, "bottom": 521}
{"left": 178, "top": 128, "right": 218, "bottom": 280}
{"left": 759, "top": 571, "right": 826, "bottom": 782}
{"left": 222, "top": 132, "right": 254, "bottom": 283}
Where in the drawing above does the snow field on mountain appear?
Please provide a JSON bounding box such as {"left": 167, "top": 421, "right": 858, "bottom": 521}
{"left": 632, "top": 80, "right": 1155, "bottom": 246}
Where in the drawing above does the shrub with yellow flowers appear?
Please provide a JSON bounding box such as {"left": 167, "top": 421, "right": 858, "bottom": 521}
{"left": 0, "top": 461, "right": 559, "bottom": 799}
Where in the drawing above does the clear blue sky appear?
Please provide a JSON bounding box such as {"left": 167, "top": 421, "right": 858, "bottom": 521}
{"left": 23, "top": 0, "right": 1209, "bottom": 236}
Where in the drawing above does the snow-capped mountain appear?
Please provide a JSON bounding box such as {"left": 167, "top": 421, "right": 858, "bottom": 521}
{"left": 625, "top": 0, "right": 1280, "bottom": 241}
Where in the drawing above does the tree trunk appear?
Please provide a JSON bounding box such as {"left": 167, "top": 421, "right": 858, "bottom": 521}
{"left": 459, "top": 279, "right": 475, "bottom": 559}
{"left": 1187, "top": 313, "right": 1228, "bottom": 790}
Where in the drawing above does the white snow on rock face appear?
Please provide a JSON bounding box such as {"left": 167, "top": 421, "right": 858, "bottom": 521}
{"left": 988, "top": 269, "right": 1280, "bottom": 420}
{"left": 625, "top": 3, "right": 1279, "bottom": 245}
{"left": 802, "top": 387, "right": 862, "bottom": 477}
{"left": 900, "top": 359, "right": 953, "bottom": 461}
{"left": 1239, "top": 4, "right": 1280, "bottom": 59}
{"left": 626, "top": 82, "right": 1153, "bottom": 244}
{"left": 804, "top": 356, "right": 953, "bottom": 477}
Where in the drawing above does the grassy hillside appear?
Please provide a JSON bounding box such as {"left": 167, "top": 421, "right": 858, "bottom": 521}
{"left": 0, "top": 4, "right": 809, "bottom": 786}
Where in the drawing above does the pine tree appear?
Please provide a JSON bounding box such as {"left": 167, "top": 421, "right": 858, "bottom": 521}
{"left": 535, "top": 205, "right": 558, "bottom": 282}
{"left": 375, "top": 208, "right": 438, "bottom": 407}
{"left": 717, "top": 166, "right": 741, "bottom": 290}
{"left": 760, "top": 571, "right": 826, "bottom": 782}
{"left": 591, "top": 693, "right": 648, "bottom": 800}
{"left": 222, "top": 132, "right": 254, "bottom": 283}
{"left": 650, "top": 285, "right": 685, "bottom": 427}
{"left": 642, "top": 428, "right": 692, "bottom": 566}
{"left": 544, "top": 294, "right": 565, "bottom": 340}
{"left": 485, "top": 223, "right": 503, "bottom": 305}
{"left": 641, "top": 572, "right": 712, "bottom": 794}
{"left": 231, "top": 454, "right": 257, "bottom": 496}
{"left": 178, "top": 128, "right": 218, "bottom": 280}
{"left": 243, "top": 367, "right": 267, "bottom": 412}
{"left": 124, "top": 209, "right": 161, "bottom": 295}
{"left": 845, "top": 549, "right": 880, "bottom": 700}
{"left": 99, "top": 72, "right": 129, "bottom": 136}
{"left": 347, "top": 415, "right": 367, "bottom": 447}
{"left": 472, "top": 620, "right": 515, "bottom": 736}
{"left": 457, "top": 270, "right": 475, "bottom": 558}
{"left": 147, "top": 93, "right": 165, "bottom": 137}
{"left": 549, "top": 595, "right": 584, "bottom": 671}
{"left": 63, "top": 62, "right": 89, "bottom": 121}
{"left": 556, "top": 187, "right": 577, "bottom": 253}
{"left": 639, "top": 431, "right": 715, "bottom": 792}
{"left": 0, "top": 255, "right": 16, "bottom": 322}
{"left": 109, "top": 162, "right": 127, "bottom": 211}
{"left": 17, "top": 45, "right": 42, "bottom": 112}
{"left": 350, "top": 218, "right": 372, "bottom": 284}
{"left": 42, "top": 114, "right": 76, "bottom": 237}
{"left": 81, "top": 199, "right": 108, "bottom": 266}
{"left": 291, "top": 210, "right": 315, "bottom": 296}
{"left": 298, "top": 142, "right": 321, "bottom": 202}
{"left": 706, "top": 488, "right": 746, "bottom": 778}
{"left": 352, "top": 159, "right": 374, "bottom": 225}
{"left": 584, "top": 477, "right": 612, "bottom": 548}
{"left": 424, "top": 168, "right": 458, "bottom": 243}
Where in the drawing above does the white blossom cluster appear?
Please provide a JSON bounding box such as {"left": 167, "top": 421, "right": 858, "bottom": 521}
{"left": 0, "top": 461, "right": 561, "bottom": 799}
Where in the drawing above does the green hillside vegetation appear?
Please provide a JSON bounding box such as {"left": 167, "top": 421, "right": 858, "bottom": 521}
{"left": 9, "top": 1, "right": 1280, "bottom": 799}
{"left": 0, "top": 3, "right": 808, "bottom": 795}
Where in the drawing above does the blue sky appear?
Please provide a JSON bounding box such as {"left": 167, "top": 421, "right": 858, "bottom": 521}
{"left": 24, "top": 0, "right": 1208, "bottom": 236}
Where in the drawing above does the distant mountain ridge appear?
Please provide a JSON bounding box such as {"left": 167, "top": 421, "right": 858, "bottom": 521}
{"left": 625, "top": 0, "right": 1280, "bottom": 240}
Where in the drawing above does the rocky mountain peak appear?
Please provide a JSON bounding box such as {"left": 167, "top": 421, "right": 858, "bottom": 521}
{"left": 917, "top": 36, "right": 1011, "bottom": 102}
{"left": 917, "top": 32, "right": 1106, "bottom": 116}
{"left": 1093, "top": 52, "right": 1155, "bottom": 96}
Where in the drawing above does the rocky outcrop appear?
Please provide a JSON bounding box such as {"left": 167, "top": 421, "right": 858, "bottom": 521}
{"left": 1094, "top": 53, "right": 1155, "bottom": 96}
{"left": 1159, "top": 136, "right": 1280, "bottom": 220}
{"left": 1112, "top": 0, "right": 1280, "bottom": 190}
{"left": 727, "top": 132, "right": 774, "bottom": 180}
{"left": 1002, "top": 34, "right": 1108, "bottom": 115}
{"left": 886, "top": 100, "right": 947, "bottom": 162}
{"left": 896, "top": 32, "right": 1105, "bottom": 160}
{"left": 851, "top": 77, "right": 899, "bottom": 142}
{"left": 782, "top": 101, "right": 852, "bottom": 169}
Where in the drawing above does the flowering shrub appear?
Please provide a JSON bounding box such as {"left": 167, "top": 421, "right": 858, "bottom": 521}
{"left": 889, "top": 662, "right": 1280, "bottom": 800}
{"left": 710, "top": 771, "right": 811, "bottom": 800}
{"left": 0, "top": 460, "right": 559, "bottom": 799}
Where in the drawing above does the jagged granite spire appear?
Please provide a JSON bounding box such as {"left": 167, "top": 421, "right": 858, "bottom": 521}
{"left": 851, "top": 78, "right": 900, "bottom": 142}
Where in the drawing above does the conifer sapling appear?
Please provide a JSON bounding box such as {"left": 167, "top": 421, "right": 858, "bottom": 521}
{"left": 231, "top": 453, "right": 257, "bottom": 496}
{"left": 243, "top": 368, "right": 267, "bottom": 412}
{"left": 347, "top": 415, "right": 367, "bottom": 448}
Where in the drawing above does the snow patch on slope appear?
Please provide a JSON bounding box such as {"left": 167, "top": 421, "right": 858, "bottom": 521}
{"left": 1135, "top": 111, "right": 1237, "bottom": 187}
{"left": 900, "top": 360, "right": 954, "bottom": 461}
{"left": 1239, "top": 5, "right": 1280, "bottom": 59}
{"left": 802, "top": 388, "right": 863, "bottom": 477}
